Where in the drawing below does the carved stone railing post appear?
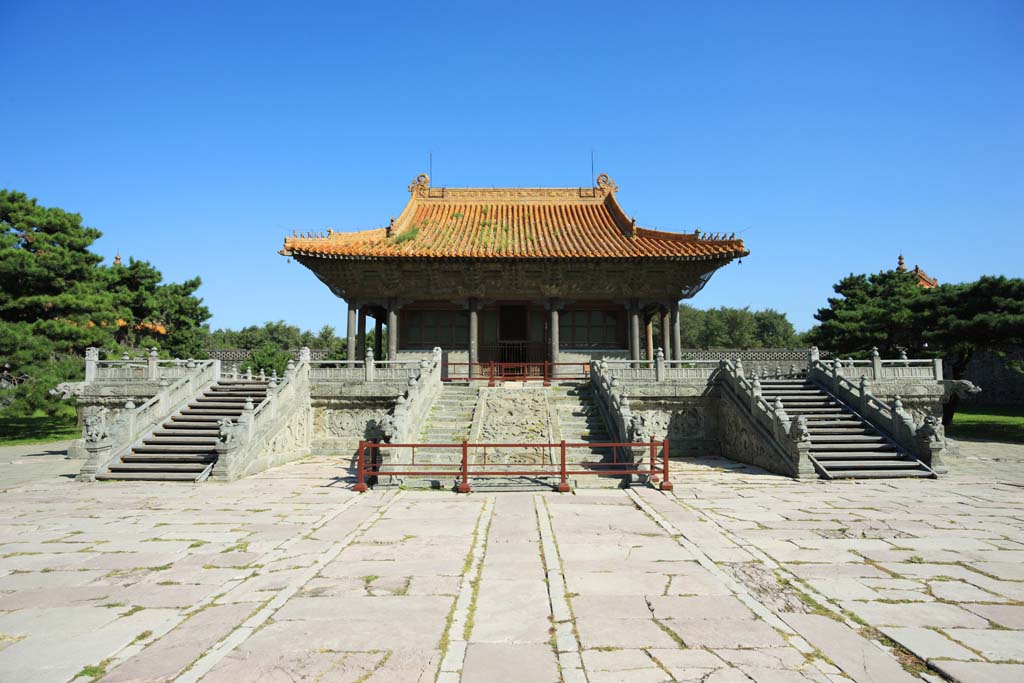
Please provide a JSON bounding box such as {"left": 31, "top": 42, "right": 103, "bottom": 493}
{"left": 772, "top": 397, "right": 790, "bottom": 431}
{"left": 891, "top": 395, "right": 915, "bottom": 442}
{"left": 147, "top": 347, "right": 159, "bottom": 380}
{"left": 654, "top": 348, "right": 665, "bottom": 382}
{"left": 242, "top": 397, "right": 256, "bottom": 441}
{"left": 871, "top": 347, "right": 882, "bottom": 380}
{"left": 364, "top": 348, "right": 375, "bottom": 382}
{"left": 831, "top": 360, "right": 840, "bottom": 391}
{"left": 932, "top": 358, "right": 943, "bottom": 381}
{"left": 751, "top": 377, "right": 762, "bottom": 414}
{"left": 915, "top": 416, "right": 948, "bottom": 473}
{"left": 808, "top": 346, "right": 819, "bottom": 372}
{"left": 85, "top": 347, "right": 99, "bottom": 382}
{"left": 735, "top": 359, "right": 745, "bottom": 380}
{"left": 299, "top": 346, "right": 311, "bottom": 363}
{"left": 79, "top": 440, "right": 112, "bottom": 482}
{"left": 899, "top": 349, "right": 909, "bottom": 367}
{"left": 858, "top": 376, "right": 869, "bottom": 410}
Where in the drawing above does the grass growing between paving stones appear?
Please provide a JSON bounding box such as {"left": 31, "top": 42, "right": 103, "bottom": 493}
{"left": 949, "top": 406, "right": 1024, "bottom": 443}
{"left": 436, "top": 499, "right": 491, "bottom": 676}
{"left": 461, "top": 504, "right": 494, "bottom": 641}
{"left": 74, "top": 657, "right": 112, "bottom": 682}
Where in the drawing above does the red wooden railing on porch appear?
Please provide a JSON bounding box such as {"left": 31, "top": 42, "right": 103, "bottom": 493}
{"left": 442, "top": 361, "right": 589, "bottom": 385}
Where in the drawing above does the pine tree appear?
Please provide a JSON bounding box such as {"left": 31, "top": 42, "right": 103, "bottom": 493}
{"left": 808, "top": 270, "right": 926, "bottom": 356}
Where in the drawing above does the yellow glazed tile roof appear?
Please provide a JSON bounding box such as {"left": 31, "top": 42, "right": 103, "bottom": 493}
{"left": 281, "top": 174, "right": 748, "bottom": 261}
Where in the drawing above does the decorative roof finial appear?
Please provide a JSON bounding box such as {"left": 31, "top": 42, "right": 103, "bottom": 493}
{"left": 113, "top": 252, "right": 121, "bottom": 266}
{"left": 408, "top": 173, "right": 430, "bottom": 197}
{"left": 897, "top": 254, "right": 907, "bottom": 272}
{"left": 595, "top": 173, "right": 617, "bottom": 194}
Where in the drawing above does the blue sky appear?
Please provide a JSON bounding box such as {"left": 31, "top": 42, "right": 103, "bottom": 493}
{"left": 3, "top": 1, "right": 1021, "bottom": 333}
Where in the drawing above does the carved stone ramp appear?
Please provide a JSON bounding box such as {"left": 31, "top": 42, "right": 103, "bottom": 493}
{"left": 96, "top": 380, "right": 269, "bottom": 482}
{"left": 760, "top": 379, "right": 933, "bottom": 479}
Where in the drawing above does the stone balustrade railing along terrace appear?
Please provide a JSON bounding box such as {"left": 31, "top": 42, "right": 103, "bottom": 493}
{"left": 213, "top": 350, "right": 314, "bottom": 480}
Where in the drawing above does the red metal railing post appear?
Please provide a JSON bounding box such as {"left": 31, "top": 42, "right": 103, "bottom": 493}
{"left": 543, "top": 361, "right": 550, "bottom": 387}
{"left": 458, "top": 439, "right": 472, "bottom": 493}
{"left": 659, "top": 439, "right": 673, "bottom": 491}
{"left": 354, "top": 440, "right": 368, "bottom": 492}
{"left": 557, "top": 439, "right": 570, "bottom": 492}
{"left": 489, "top": 361, "right": 495, "bottom": 387}
{"left": 649, "top": 439, "right": 660, "bottom": 484}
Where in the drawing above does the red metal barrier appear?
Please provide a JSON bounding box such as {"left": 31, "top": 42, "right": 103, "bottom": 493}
{"left": 353, "top": 438, "right": 671, "bottom": 493}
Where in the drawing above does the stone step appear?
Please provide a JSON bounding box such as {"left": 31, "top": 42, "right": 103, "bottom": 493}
{"left": 828, "top": 469, "right": 932, "bottom": 479}
{"left": 133, "top": 443, "right": 216, "bottom": 453}
{"left": 765, "top": 399, "right": 835, "bottom": 406}
{"left": 154, "top": 428, "right": 219, "bottom": 437}
{"left": 109, "top": 462, "right": 208, "bottom": 472}
{"left": 194, "top": 397, "right": 251, "bottom": 405}
{"left": 822, "top": 460, "right": 922, "bottom": 470}
{"left": 142, "top": 436, "right": 217, "bottom": 445}
{"left": 122, "top": 453, "right": 214, "bottom": 463}
{"left": 811, "top": 443, "right": 895, "bottom": 452}
{"left": 179, "top": 410, "right": 243, "bottom": 417}
{"left": 168, "top": 416, "right": 223, "bottom": 424}
{"left": 812, "top": 451, "right": 903, "bottom": 460}
{"left": 188, "top": 401, "right": 249, "bottom": 410}
{"left": 96, "top": 471, "right": 202, "bottom": 481}
{"left": 810, "top": 435, "right": 886, "bottom": 443}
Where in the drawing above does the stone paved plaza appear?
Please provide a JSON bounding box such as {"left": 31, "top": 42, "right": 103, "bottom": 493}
{"left": 0, "top": 441, "right": 1023, "bottom": 682}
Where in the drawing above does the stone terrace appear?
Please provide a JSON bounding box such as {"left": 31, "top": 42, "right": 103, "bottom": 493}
{"left": 0, "top": 441, "right": 1021, "bottom": 682}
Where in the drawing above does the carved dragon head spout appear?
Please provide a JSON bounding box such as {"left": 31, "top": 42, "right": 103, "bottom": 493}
{"left": 50, "top": 382, "right": 86, "bottom": 400}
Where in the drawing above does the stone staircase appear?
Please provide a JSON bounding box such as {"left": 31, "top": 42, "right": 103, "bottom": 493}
{"left": 97, "top": 379, "right": 269, "bottom": 482}
{"left": 550, "top": 382, "right": 624, "bottom": 487}
{"left": 417, "top": 383, "right": 479, "bottom": 462}
{"left": 759, "top": 379, "right": 933, "bottom": 479}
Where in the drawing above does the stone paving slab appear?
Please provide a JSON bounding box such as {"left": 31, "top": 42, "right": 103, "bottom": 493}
{"left": 0, "top": 442, "right": 1021, "bottom": 681}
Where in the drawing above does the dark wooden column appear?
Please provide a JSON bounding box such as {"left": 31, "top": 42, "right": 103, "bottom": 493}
{"left": 645, "top": 311, "right": 654, "bottom": 364}
{"left": 468, "top": 299, "right": 479, "bottom": 376}
{"left": 346, "top": 302, "right": 357, "bottom": 361}
{"left": 357, "top": 308, "right": 367, "bottom": 359}
{"left": 670, "top": 302, "right": 682, "bottom": 361}
{"left": 374, "top": 316, "right": 383, "bottom": 359}
{"left": 626, "top": 303, "right": 634, "bottom": 368}
{"left": 661, "top": 305, "right": 671, "bottom": 362}
{"left": 387, "top": 304, "right": 400, "bottom": 360}
{"left": 548, "top": 300, "right": 561, "bottom": 364}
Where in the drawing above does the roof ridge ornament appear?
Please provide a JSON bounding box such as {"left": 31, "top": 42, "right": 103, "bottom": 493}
{"left": 595, "top": 173, "right": 617, "bottom": 195}
{"left": 408, "top": 173, "right": 430, "bottom": 197}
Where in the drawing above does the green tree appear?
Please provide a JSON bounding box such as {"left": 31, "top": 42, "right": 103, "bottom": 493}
{"left": 106, "top": 258, "right": 210, "bottom": 358}
{"left": 753, "top": 309, "right": 799, "bottom": 347}
{"left": 917, "top": 276, "right": 1024, "bottom": 424}
{"left": 249, "top": 343, "right": 292, "bottom": 377}
{"left": 677, "top": 305, "right": 705, "bottom": 347}
{"left": 0, "top": 191, "right": 119, "bottom": 414}
{"left": 0, "top": 190, "right": 211, "bottom": 416}
{"left": 674, "top": 304, "right": 800, "bottom": 349}
{"left": 807, "top": 270, "right": 925, "bottom": 356}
